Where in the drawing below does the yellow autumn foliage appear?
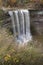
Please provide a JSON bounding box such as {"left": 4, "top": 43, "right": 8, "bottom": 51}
{"left": 4, "top": 54, "right": 11, "bottom": 61}
{"left": 13, "top": 57, "right": 19, "bottom": 63}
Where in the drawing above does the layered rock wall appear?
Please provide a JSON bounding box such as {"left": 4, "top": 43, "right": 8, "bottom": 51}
{"left": 30, "top": 10, "right": 43, "bottom": 35}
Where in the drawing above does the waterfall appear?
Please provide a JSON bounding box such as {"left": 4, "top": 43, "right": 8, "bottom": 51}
{"left": 9, "top": 11, "right": 17, "bottom": 40}
{"left": 9, "top": 9, "right": 32, "bottom": 44}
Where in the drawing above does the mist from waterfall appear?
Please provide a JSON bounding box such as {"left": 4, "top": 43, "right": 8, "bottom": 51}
{"left": 9, "top": 10, "right": 32, "bottom": 44}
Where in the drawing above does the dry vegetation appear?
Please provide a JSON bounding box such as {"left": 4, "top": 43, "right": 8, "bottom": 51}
{"left": 0, "top": 23, "right": 43, "bottom": 65}
{"left": 0, "top": 1, "right": 43, "bottom": 64}
{"left": 0, "top": 0, "right": 43, "bottom": 9}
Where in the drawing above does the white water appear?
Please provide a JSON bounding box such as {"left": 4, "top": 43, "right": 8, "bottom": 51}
{"left": 9, "top": 9, "right": 32, "bottom": 44}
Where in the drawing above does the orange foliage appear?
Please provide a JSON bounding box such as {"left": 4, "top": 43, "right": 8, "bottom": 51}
{"left": 8, "top": 0, "right": 17, "bottom": 6}
{"left": 9, "top": 0, "right": 17, "bottom": 3}
{"left": 0, "top": 0, "right": 2, "bottom": 5}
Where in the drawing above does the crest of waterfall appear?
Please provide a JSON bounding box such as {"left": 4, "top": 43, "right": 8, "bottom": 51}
{"left": 9, "top": 9, "right": 32, "bottom": 44}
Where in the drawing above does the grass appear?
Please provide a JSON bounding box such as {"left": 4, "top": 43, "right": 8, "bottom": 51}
{"left": 0, "top": 27, "right": 43, "bottom": 65}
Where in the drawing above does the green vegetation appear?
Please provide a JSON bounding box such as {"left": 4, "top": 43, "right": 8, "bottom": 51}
{"left": 0, "top": 39, "right": 43, "bottom": 65}
{"left": 0, "top": 27, "right": 43, "bottom": 65}
{"left": 0, "top": 10, "right": 43, "bottom": 65}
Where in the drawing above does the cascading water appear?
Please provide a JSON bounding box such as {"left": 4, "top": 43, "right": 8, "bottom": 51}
{"left": 9, "top": 9, "right": 32, "bottom": 44}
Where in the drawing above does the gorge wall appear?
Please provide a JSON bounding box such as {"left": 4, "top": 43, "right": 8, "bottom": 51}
{"left": 30, "top": 10, "right": 43, "bottom": 35}
{"left": 1, "top": 10, "right": 43, "bottom": 36}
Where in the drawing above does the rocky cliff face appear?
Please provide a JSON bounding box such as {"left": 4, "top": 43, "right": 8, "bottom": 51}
{"left": 0, "top": 10, "right": 43, "bottom": 35}
{"left": 30, "top": 10, "right": 43, "bottom": 35}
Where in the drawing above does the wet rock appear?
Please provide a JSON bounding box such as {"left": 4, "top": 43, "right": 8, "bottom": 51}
{"left": 30, "top": 10, "right": 43, "bottom": 35}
